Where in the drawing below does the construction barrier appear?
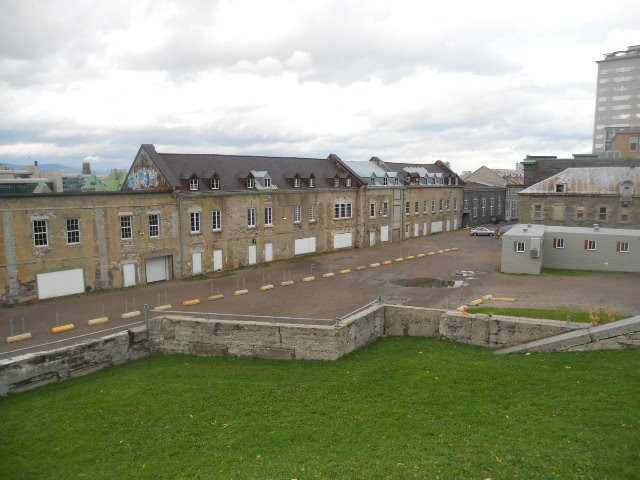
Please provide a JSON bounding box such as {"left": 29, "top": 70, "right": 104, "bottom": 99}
{"left": 51, "top": 324, "right": 75, "bottom": 334}
{"left": 207, "top": 294, "right": 224, "bottom": 301}
{"left": 382, "top": 260, "right": 392, "bottom": 265}
{"left": 182, "top": 298, "right": 201, "bottom": 306}
{"left": 259, "top": 285, "right": 275, "bottom": 291}
{"left": 339, "top": 269, "right": 351, "bottom": 275}
{"left": 233, "top": 289, "right": 249, "bottom": 296}
{"left": 356, "top": 266, "right": 367, "bottom": 271}
{"left": 152, "top": 304, "right": 172, "bottom": 311}
{"left": 6, "top": 333, "right": 32, "bottom": 343}
{"left": 322, "top": 272, "right": 335, "bottom": 278}
{"left": 121, "top": 311, "right": 141, "bottom": 319}
{"left": 280, "top": 280, "right": 295, "bottom": 286}
{"left": 370, "top": 262, "right": 381, "bottom": 268}
{"left": 302, "top": 276, "right": 316, "bottom": 282}
{"left": 87, "top": 317, "right": 109, "bottom": 326}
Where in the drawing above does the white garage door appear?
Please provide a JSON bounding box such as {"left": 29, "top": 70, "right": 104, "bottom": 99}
{"left": 37, "top": 268, "right": 85, "bottom": 300}
{"left": 146, "top": 257, "right": 168, "bottom": 283}
{"left": 333, "top": 232, "right": 353, "bottom": 249}
{"left": 192, "top": 252, "right": 202, "bottom": 274}
{"left": 294, "top": 237, "right": 316, "bottom": 255}
{"left": 431, "top": 221, "right": 443, "bottom": 233}
{"left": 380, "top": 225, "right": 389, "bottom": 242}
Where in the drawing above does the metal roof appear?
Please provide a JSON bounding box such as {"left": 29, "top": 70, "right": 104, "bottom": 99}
{"left": 520, "top": 167, "right": 639, "bottom": 195}
{"left": 504, "top": 224, "right": 640, "bottom": 238}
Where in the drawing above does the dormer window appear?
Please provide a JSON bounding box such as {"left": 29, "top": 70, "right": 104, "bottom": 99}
{"left": 294, "top": 177, "right": 301, "bottom": 188}
{"left": 383, "top": 177, "right": 388, "bottom": 186}
{"left": 309, "top": 177, "right": 315, "bottom": 187}
{"left": 346, "top": 178, "right": 352, "bottom": 187}
{"left": 555, "top": 183, "right": 565, "bottom": 193}
{"left": 264, "top": 177, "right": 271, "bottom": 188}
{"left": 454, "top": 177, "right": 459, "bottom": 185}
{"left": 247, "top": 178, "right": 254, "bottom": 189}
{"left": 394, "top": 177, "right": 399, "bottom": 186}
{"left": 190, "top": 179, "right": 199, "bottom": 191}
{"left": 333, "top": 178, "right": 340, "bottom": 187}
{"left": 370, "top": 177, "right": 375, "bottom": 186}
{"left": 210, "top": 177, "right": 220, "bottom": 189}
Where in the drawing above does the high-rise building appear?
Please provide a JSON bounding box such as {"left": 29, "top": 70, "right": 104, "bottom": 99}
{"left": 592, "top": 45, "right": 640, "bottom": 153}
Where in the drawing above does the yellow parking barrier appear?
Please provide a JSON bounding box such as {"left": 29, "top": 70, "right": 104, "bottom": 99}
{"left": 259, "top": 285, "right": 274, "bottom": 291}
{"left": 405, "top": 255, "right": 415, "bottom": 260}
{"left": 121, "top": 311, "right": 141, "bottom": 319}
{"left": 416, "top": 253, "right": 426, "bottom": 258}
{"left": 356, "top": 266, "right": 367, "bottom": 271}
{"left": 233, "top": 289, "right": 249, "bottom": 296}
{"left": 394, "top": 257, "right": 404, "bottom": 262}
{"left": 443, "top": 248, "right": 451, "bottom": 252}
{"left": 437, "top": 250, "right": 444, "bottom": 254}
{"left": 322, "top": 272, "right": 335, "bottom": 278}
{"left": 87, "top": 316, "right": 109, "bottom": 326}
{"left": 207, "top": 294, "right": 224, "bottom": 301}
{"left": 370, "top": 262, "right": 381, "bottom": 268}
{"left": 6, "top": 333, "right": 32, "bottom": 343}
{"left": 427, "top": 252, "right": 435, "bottom": 256}
{"left": 456, "top": 305, "right": 468, "bottom": 312}
{"left": 382, "top": 260, "right": 392, "bottom": 265}
{"left": 280, "top": 280, "right": 295, "bottom": 286}
{"left": 339, "top": 269, "right": 351, "bottom": 274}
{"left": 469, "top": 299, "right": 484, "bottom": 306}
{"left": 182, "top": 298, "right": 201, "bottom": 305}
{"left": 152, "top": 304, "right": 172, "bottom": 311}
{"left": 481, "top": 294, "right": 492, "bottom": 301}
{"left": 492, "top": 297, "right": 515, "bottom": 302}
{"left": 51, "top": 324, "right": 75, "bottom": 334}
{"left": 302, "top": 276, "right": 316, "bottom": 282}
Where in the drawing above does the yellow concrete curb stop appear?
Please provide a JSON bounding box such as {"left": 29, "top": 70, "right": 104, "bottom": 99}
{"left": 416, "top": 253, "right": 426, "bottom": 258}
{"left": 382, "top": 260, "right": 392, "bottom": 265}
{"left": 87, "top": 317, "right": 109, "bottom": 326}
{"left": 322, "top": 272, "right": 335, "bottom": 278}
{"left": 121, "top": 311, "right": 141, "bottom": 319}
{"left": 394, "top": 257, "right": 404, "bottom": 262}
{"left": 405, "top": 255, "right": 415, "bottom": 260}
{"left": 259, "top": 285, "right": 274, "bottom": 291}
{"left": 339, "top": 269, "right": 351, "bottom": 274}
{"left": 6, "top": 333, "right": 32, "bottom": 343}
{"left": 356, "top": 266, "right": 367, "bottom": 271}
{"left": 302, "top": 276, "right": 316, "bottom": 282}
{"left": 182, "top": 298, "right": 201, "bottom": 306}
{"left": 233, "top": 289, "right": 249, "bottom": 296}
{"left": 280, "top": 280, "right": 295, "bottom": 286}
{"left": 51, "top": 323, "right": 75, "bottom": 334}
{"left": 207, "top": 294, "right": 224, "bottom": 301}
{"left": 152, "top": 304, "right": 172, "bottom": 311}
{"left": 369, "top": 262, "right": 381, "bottom": 268}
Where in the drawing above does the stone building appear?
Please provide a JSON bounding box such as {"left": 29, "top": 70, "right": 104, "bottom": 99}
{"left": 462, "top": 166, "right": 523, "bottom": 220}
{"left": 461, "top": 182, "right": 506, "bottom": 227}
{"left": 1, "top": 144, "right": 464, "bottom": 304}
{"left": 519, "top": 167, "right": 639, "bottom": 229}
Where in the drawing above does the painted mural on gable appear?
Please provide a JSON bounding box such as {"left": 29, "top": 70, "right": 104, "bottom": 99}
{"left": 125, "top": 150, "right": 168, "bottom": 191}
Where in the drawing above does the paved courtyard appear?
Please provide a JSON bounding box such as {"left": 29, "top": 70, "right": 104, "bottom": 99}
{"left": 2, "top": 228, "right": 640, "bottom": 358}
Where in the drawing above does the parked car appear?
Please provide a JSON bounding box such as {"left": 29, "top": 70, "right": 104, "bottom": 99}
{"left": 469, "top": 226, "right": 496, "bottom": 236}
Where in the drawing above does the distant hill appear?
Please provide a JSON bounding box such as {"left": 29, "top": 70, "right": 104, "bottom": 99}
{"left": 1, "top": 162, "right": 80, "bottom": 172}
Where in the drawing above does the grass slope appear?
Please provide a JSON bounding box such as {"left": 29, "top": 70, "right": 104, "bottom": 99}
{"left": 466, "top": 307, "right": 629, "bottom": 323}
{"left": 1, "top": 338, "right": 639, "bottom": 479}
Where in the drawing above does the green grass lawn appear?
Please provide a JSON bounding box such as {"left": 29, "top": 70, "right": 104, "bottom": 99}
{"left": 466, "top": 307, "right": 630, "bottom": 323}
{"left": 1, "top": 338, "right": 639, "bottom": 479}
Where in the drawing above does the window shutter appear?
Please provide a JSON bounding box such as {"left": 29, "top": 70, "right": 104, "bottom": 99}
{"left": 553, "top": 238, "right": 557, "bottom": 248}
{"left": 616, "top": 241, "right": 620, "bottom": 252}
{"left": 584, "top": 240, "right": 588, "bottom": 250}
{"left": 513, "top": 241, "right": 517, "bottom": 252}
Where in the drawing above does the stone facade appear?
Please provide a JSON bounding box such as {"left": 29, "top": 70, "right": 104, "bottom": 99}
{"left": 461, "top": 182, "right": 506, "bottom": 227}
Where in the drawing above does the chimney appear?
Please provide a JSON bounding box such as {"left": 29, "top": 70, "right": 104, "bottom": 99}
{"left": 82, "top": 161, "right": 91, "bottom": 175}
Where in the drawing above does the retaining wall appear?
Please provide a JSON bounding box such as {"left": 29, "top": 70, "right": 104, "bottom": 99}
{"left": 0, "top": 326, "right": 149, "bottom": 396}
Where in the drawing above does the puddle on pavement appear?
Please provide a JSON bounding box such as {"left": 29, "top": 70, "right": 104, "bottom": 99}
{"left": 393, "top": 276, "right": 465, "bottom": 288}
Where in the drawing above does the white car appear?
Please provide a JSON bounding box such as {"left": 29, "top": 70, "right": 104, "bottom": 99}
{"left": 469, "top": 227, "right": 496, "bottom": 236}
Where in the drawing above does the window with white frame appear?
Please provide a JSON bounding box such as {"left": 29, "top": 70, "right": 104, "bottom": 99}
{"left": 293, "top": 205, "right": 302, "bottom": 223}
{"left": 309, "top": 203, "right": 317, "bottom": 222}
{"left": 446, "top": 199, "right": 450, "bottom": 212}
{"left": 630, "top": 136, "right": 639, "bottom": 152}
{"left": 190, "top": 179, "right": 199, "bottom": 190}
{"left": 346, "top": 178, "right": 352, "bottom": 187}
{"left": 473, "top": 198, "right": 478, "bottom": 218}
{"left": 264, "top": 206, "right": 272, "bottom": 226}
{"left": 190, "top": 212, "right": 200, "bottom": 234}
{"left": 370, "top": 177, "right": 375, "bottom": 186}
{"left": 516, "top": 241, "right": 525, "bottom": 252}
{"left": 481, "top": 198, "right": 486, "bottom": 216}
{"left": 382, "top": 201, "right": 389, "bottom": 216}
{"left": 333, "top": 178, "right": 340, "bottom": 187}
{"left": 210, "top": 177, "right": 220, "bottom": 189}
{"left": 264, "top": 177, "right": 271, "bottom": 188}
{"left": 599, "top": 207, "right": 607, "bottom": 221}
{"left": 334, "top": 202, "right": 352, "bottom": 219}
{"left": 33, "top": 219, "right": 49, "bottom": 246}
{"left": 148, "top": 214, "right": 159, "bottom": 238}
{"left": 619, "top": 241, "right": 629, "bottom": 253}
{"left": 490, "top": 197, "right": 494, "bottom": 207}
{"left": 370, "top": 202, "right": 376, "bottom": 217}
{"left": 247, "top": 207, "right": 256, "bottom": 227}
{"left": 66, "top": 218, "right": 80, "bottom": 244}
{"left": 454, "top": 198, "right": 458, "bottom": 211}
{"left": 533, "top": 204, "right": 542, "bottom": 220}
{"left": 247, "top": 177, "right": 255, "bottom": 189}
{"left": 405, "top": 201, "right": 410, "bottom": 214}
{"left": 383, "top": 177, "right": 388, "bottom": 186}
{"left": 120, "top": 215, "right": 133, "bottom": 240}
{"left": 394, "top": 177, "right": 399, "bottom": 186}
{"left": 309, "top": 177, "right": 315, "bottom": 187}
{"left": 294, "top": 177, "right": 301, "bottom": 188}
{"left": 587, "top": 240, "right": 596, "bottom": 251}
{"left": 414, "top": 201, "right": 419, "bottom": 214}
{"left": 212, "top": 210, "right": 222, "bottom": 231}
{"left": 431, "top": 200, "right": 435, "bottom": 213}
{"left": 554, "top": 238, "right": 565, "bottom": 249}
{"left": 439, "top": 199, "right": 444, "bottom": 212}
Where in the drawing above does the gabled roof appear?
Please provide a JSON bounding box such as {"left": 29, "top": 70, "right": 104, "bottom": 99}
{"left": 139, "top": 145, "right": 360, "bottom": 192}
{"left": 521, "top": 167, "right": 640, "bottom": 195}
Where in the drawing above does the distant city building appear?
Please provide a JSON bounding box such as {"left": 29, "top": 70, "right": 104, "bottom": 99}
{"left": 592, "top": 45, "right": 640, "bottom": 153}
{"left": 82, "top": 161, "right": 91, "bottom": 175}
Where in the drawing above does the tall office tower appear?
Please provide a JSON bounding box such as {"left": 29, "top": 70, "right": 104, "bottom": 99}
{"left": 592, "top": 45, "right": 640, "bottom": 153}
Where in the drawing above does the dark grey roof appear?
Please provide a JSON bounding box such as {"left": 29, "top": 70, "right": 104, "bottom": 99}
{"left": 382, "top": 160, "right": 463, "bottom": 184}
{"left": 141, "top": 145, "right": 361, "bottom": 192}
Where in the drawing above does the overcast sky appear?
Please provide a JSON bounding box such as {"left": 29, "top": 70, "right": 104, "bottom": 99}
{"left": 0, "top": 0, "right": 638, "bottom": 173}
